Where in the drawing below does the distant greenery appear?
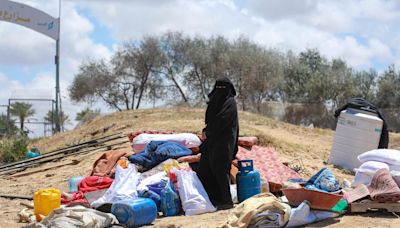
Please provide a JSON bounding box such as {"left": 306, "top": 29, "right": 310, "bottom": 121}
{"left": 44, "top": 110, "right": 70, "bottom": 132}
{"left": 76, "top": 108, "right": 101, "bottom": 122}
{"left": 0, "top": 137, "right": 29, "bottom": 163}
{"left": 10, "top": 102, "right": 35, "bottom": 132}
{"left": 70, "top": 31, "right": 400, "bottom": 130}
{"left": 0, "top": 114, "right": 18, "bottom": 137}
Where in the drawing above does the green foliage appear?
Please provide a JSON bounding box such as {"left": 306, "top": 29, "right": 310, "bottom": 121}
{"left": 0, "top": 114, "right": 18, "bottom": 137}
{"left": 75, "top": 108, "right": 100, "bottom": 122}
{"left": 68, "top": 32, "right": 400, "bottom": 130}
{"left": 44, "top": 110, "right": 70, "bottom": 131}
{"left": 375, "top": 65, "right": 400, "bottom": 108}
{"left": 9, "top": 102, "right": 35, "bottom": 131}
{"left": 0, "top": 137, "right": 29, "bottom": 163}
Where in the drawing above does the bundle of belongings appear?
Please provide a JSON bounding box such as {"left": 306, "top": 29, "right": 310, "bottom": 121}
{"left": 26, "top": 130, "right": 350, "bottom": 228}
{"left": 344, "top": 149, "right": 400, "bottom": 203}
{"left": 220, "top": 167, "right": 347, "bottom": 227}
{"left": 26, "top": 132, "right": 217, "bottom": 228}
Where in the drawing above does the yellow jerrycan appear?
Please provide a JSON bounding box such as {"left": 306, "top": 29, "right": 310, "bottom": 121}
{"left": 34, "top": 188, "right": 61, "bottom": 221}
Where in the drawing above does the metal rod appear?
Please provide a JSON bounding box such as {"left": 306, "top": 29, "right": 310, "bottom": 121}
{"left": 55, "top": 39, "right": 60, "bottom": 132}
{"left": 8, "top": 98, "right": 54, "bottom": 102}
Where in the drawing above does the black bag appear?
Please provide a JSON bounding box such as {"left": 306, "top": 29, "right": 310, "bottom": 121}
{"left": 334, "top": 98, "right": 389, "bottom": 148}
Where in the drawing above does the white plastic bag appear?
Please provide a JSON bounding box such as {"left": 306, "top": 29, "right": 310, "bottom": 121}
{"left": 230, "top": 184, "right": 238, "bottom": 204}
{"left": 92, "top": 163, "right": 141, "bottom": 208}
{"left": 174, "top": 169, "right": 216, "bottom": 216}
{"left": 352, "top": 171, "right": 373, "bottom": 186}
{"left": 137, "top": 171, "right": 167, "bottom": 191}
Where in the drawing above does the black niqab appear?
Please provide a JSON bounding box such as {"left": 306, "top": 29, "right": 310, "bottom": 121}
{"left": 205, "top": 77, "right": 237, "bottom": 127}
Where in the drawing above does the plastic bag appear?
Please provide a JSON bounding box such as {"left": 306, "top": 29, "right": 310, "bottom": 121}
{"left": 163, "top": 159, "right": 190, "bottom": 173}
{"left": 91, "top": 163, "right": 141, "bottom": 208}
{"left": 160, "top": 179, "right": 180, "bottom": 216}
{"left": 175, "top": 169, "right": 216, "bottom": 216}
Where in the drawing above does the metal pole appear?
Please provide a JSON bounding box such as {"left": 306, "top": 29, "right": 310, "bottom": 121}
{"left": 7, "top": 100, "right": 10, "bottom": 136}
{"left": 55, "top": 39, "right": 60, "bottom": 132}
{"left": 52, "top": 100, "right": 55, "bottom": 134}
{"left": 55, "top": 0, "right": 61, "bottom": 133}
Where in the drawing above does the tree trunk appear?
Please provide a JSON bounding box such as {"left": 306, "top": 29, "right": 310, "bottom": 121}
{"left": 136, "top": 70, "right": 150, "bottom": 110}
{"left": 131, "top": 86, "right": 136, "bottom": 110}
{"left": 20, "top": 117, "right": 24, "bottom": 131}
{"left": 170, "top": 74, "right": 188, "bottom": 103}
{"left": 194, "top": 67, "right": 207, "bottom": 101}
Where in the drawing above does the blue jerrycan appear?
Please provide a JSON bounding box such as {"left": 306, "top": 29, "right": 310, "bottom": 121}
{"left": 236, "top": 159, "right": 261, "bottom": 202}
{"left": 111, "top": 198, "right": 157, "bottom": 227}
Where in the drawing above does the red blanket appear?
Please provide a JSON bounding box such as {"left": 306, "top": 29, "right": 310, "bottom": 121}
{"left": 236, "top": 146, "right": 301, "bottom": 192}
{"left": 61, "top": 176, "right": 113, "bottom": 205}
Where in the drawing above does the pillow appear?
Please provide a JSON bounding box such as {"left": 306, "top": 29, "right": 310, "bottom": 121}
{"left": 355, "top": 161, "right": 389, "bottom": 174}
{"left": 358, "top": 149, "right": 400, "bottom": 165}
{"left": 132, "top": 133, "right": 201, "bottom": 152}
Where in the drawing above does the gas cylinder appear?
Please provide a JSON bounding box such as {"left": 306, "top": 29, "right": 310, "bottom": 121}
{"left": 236, "top": 160, "right": 261, "bottom": 202}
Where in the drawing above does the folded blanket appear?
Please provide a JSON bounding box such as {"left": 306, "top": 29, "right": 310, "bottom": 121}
{"left": 128, "top": 141, "right": 192, "bottom": 170}
{"left": 368, "top": 168, "right": 400, "bottom": 202}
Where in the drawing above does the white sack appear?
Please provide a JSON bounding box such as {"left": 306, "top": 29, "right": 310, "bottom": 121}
{"left": 358, "top": 149, "right": 400, "bottom": 165}
{"left": 355, "top": 161, "right": 389, "bottom": 174}
{"left": 175, "top": 169, "right": 216, "bottom": 216}
{"left": 137, "top": 171, "right": 167, "bottom": 191}
{"left": 92, "top": 163, "right": 141, "bottom": 208}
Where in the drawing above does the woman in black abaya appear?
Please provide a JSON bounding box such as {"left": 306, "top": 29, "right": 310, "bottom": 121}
{"left": 198, "top": 77, "right": 239, "bottom": 210}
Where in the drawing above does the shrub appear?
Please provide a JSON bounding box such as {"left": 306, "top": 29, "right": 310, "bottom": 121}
{"left": 0, "top": 137, "right": 29, "bottom": 163}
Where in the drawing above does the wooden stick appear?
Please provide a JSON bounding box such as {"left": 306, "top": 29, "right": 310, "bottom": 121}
{"left": 0, "top": 194, "right": 33, "bottom": 200}
{"left": 20, "top": 201, "right": 34, "bottom": 208}
{"left": 0, "top": 140, "right": 128, "bottom": 176}
{"left": 8, "top": 159, "right": 80, "bottom": 178}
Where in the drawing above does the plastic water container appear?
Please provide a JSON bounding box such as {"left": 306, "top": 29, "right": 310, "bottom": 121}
{"left": 329, "top": 108, "right": 383, "bottom": 170}
{"left": 34, "top": 188, "right": 61, "bottom": 222}
{"left": 111, "top": 198, "right": 157, "bottom": 227}
{"left": 236, "top": 160, "right": 261, "bottom": 202}
{"left": 26, "top": 151, "right": 40, "bottom": 158}
{"left": 261, "top": 179, "right": 270, "bottom": 193}
{"left": 68, "top": 176, "right": 85, "bottom": 193}
{"left": 160, "top": 181, "right": 180, "bottom": 216}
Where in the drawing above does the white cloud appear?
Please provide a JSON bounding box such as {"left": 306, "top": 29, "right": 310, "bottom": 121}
{"left": 77, "top": 0, "right": 400, "bottom": 69}
{"left": 1, "top": 0, "right": 400, "bottom": 136}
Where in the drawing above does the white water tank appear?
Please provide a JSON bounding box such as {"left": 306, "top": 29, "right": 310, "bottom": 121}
{"left": 328, "top": 108, "right": 383, "bottom": 171}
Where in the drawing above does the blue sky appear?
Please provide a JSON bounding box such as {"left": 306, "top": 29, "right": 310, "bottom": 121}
{"left": 0, "top": 0, "right": 400, "bottom": 136}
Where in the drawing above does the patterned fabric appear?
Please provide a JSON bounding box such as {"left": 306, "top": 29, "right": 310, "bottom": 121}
{"left": 236, "top": 146, "right": 301, "bottom": 192}
{"left": 368, "top": 168, "right": 400, "bottom": 202}
{"left": 305, "top": 168, "right": 340, "bottom": 192}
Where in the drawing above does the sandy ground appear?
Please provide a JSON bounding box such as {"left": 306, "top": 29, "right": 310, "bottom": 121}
{"left": 1, "top": 109, "right": 400, "bottom": 227}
